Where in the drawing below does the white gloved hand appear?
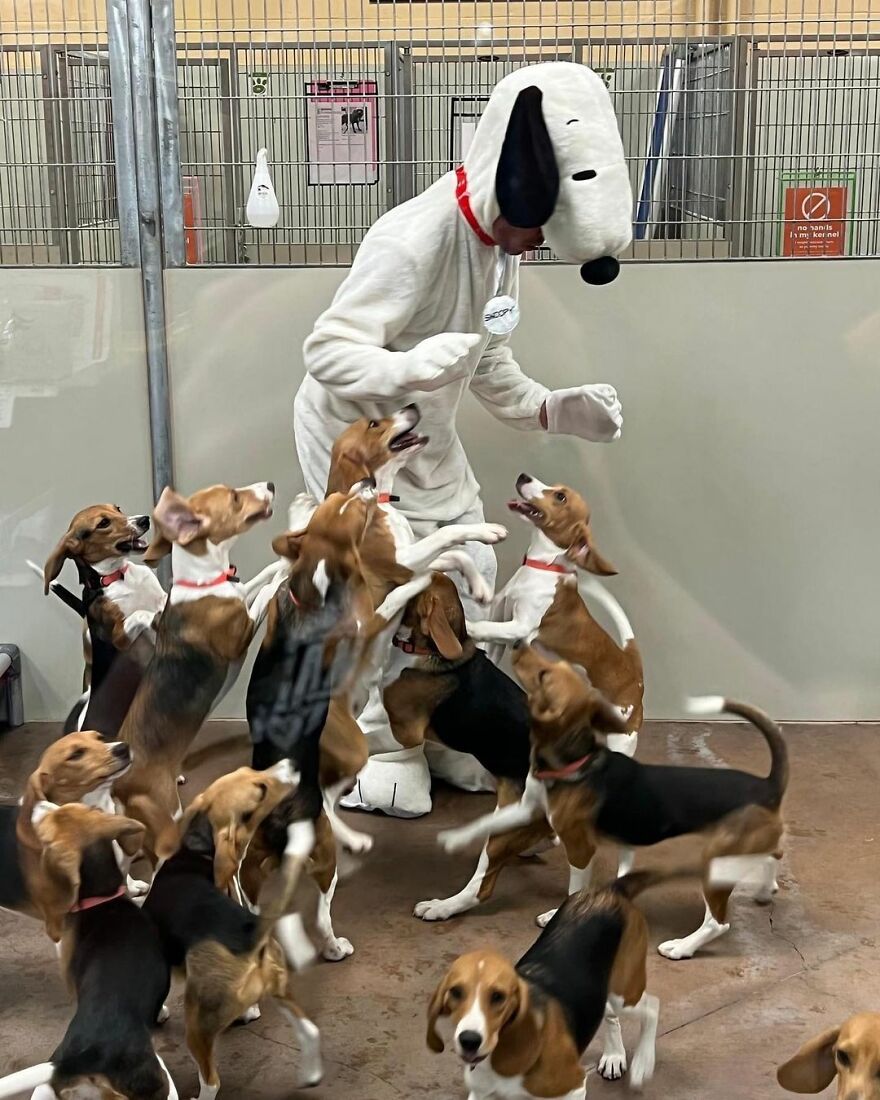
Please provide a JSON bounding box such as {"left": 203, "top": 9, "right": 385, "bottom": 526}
{"left": 403, "top": 332, "right": 482, "bottom": 392}
{"left": 544, "top": 383, "right": 623, "bottom": 442}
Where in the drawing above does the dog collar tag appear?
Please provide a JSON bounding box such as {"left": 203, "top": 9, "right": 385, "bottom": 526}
{"left": 483, "top": 294, "right": 520, "bottom": 335}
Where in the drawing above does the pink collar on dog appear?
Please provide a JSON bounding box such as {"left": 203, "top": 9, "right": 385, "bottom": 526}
{"left": 70, "top": 885, "right": 126, "bottom": 913}
{"left": 174, "top": 566, "right": 238, "bottom": 589}
{"left": 534, "top": 754, "right": 592, "bottom": 781}
{"left": 522, "top": 557, "right": 574, "bottom": 575}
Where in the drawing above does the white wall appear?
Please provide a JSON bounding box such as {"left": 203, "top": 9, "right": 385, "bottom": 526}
{"left": 3, "top": 260, "right": 878, "bottom": 722}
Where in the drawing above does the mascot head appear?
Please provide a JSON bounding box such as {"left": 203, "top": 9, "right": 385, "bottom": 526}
{"left": 463, "top": 62, "right": 633, "bottom": 284}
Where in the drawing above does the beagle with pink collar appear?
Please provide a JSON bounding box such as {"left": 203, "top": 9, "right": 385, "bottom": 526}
{"left": 113, "top": 481, "right": 281, "bottom": 861}
{"left": 38, "top": 503, "right": 167, "bottom": 735}
{"left": 466, "top": 474, "right": 642, "bottom": 761}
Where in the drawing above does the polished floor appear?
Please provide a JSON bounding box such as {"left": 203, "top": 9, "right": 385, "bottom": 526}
{"left": 1, "top": 719, "right": 877, "bottom": 1099}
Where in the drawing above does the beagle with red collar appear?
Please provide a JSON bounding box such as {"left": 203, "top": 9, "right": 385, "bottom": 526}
{"left": 778, "top": 1013, "right": 880, "bottom": 1099}
{"left": 440, "top": 644, "right": 787, "bottom": 959}
{"left": 426, "top": 868, "right": 709, "bottom": 1097}
{"left": 113, "top": 481, "right": 280, "bottom": 862}
{"left": 37, "top": 503, "right": 166, "bottom": 735}
{"left": 466, "top": 474, "right": 642, "bottom": 762}
{"left": 0, "top": 801, "right": 177, "bottom": 1100}
{"left": 0, "top": 730, "right": 133, "bottom": 940}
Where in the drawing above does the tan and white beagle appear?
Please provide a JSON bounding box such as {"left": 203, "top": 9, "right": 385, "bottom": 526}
{"left": 778, "top": 1014, "right": 880, "bottom": 1099}
{"left": 467, "top": 474, "right": 642, "bottom": 761}
{"left": 114, "top": 481, "right": 280, "bottom": 861}
{"left": 0, "top": 731, "right": 134, "bottom": 940}
{"left": 440, "top": 644, "right": 787, "bottom": 958}
{"left": 426, "top": 869, "right": 697, "bottom": 1097}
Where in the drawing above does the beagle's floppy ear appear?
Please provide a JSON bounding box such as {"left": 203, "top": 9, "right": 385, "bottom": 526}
{"left": 153, "top": 487, "right": 208, "bottom": 547}
{"left": 495, "top": 86, "right": 560, "bottom": 229}
{"left": 777, "top": 1026, "right": 840, "bottom": 1093}
{"left": 426, "top": 972, "right": 451, "bottom": 1053}
{"left": 142, "top": 532, "right": 172, "bottom": 565}
{"left": 43, "top": 533, "right": 79, "bottom": 593}
{"left": 213, "top": 823, "right": 245, "bottom": 891}
{"left": 272, "top": 530, "right": 305, "bottom": 561}
{"left": 426, "top": 596, "right": 463, "bottom": 660}
{"left": 591, "top": 694, "right": 630, "bottom": 734}
{"left": 567, "top": 525, "right": 617, "bottom": 577}
{"left": 177, "top": 792, "right": 207, "bottom": 842}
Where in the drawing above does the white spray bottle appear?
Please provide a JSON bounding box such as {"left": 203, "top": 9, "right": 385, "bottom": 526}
{"left": 246, "top": 148, "right": 280, "bottom": 228}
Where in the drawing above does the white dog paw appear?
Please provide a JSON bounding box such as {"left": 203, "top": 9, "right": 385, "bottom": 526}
{"left": 479, "top": 523, "right": 508, "bottom": 544}
{"left": 536, "top": 908, "right": 558, "bottom": 928}
{"left": 437, "top": 828, "right": 470, "bottom": 853}
{"left": 629, "top": 1049, "right": 655, "bottom": 1090}
{"left": 598, "top": 1053, "right": 627, "bottom": 1080}
{"left": 341, "top": 829, "right": 373, "bottom": 855}
{"left": 127, "top": 876, "right": 151, "bottom": 898}
{"left": 414, "top": 898, "right": 458, "bottom": 922}
{"left": 322, "top": 936, "right": 354, "bottom": 962}
{"left": 657, "top": 937, "right": 696, "bottom": 961}
{"left": 156, "top": 1003, "right": 171, "bottom": 1025}
{"left": 469, "top": 576, "right": 494, "bottom": 605}
{"left": 238, "top": 1004, "right": 262, "bottom": 1024}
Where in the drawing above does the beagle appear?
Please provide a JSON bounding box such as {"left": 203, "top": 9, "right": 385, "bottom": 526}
{"left": 381, "top": 573, "right": 547, "bottom": 922}
{"left": 113, "top": 481, "right": 280, "bottom": 861}
{"left": 426, "top": 868, "right": 700, "bottom": 1097}
{"left": 778, "top": 1014, "right": 880, "bottom": 1099}
{"left": 245, "top": 481, "right": 432, "bottom": 959}
{"left": 144, "top": 763, "right": 323, "bottom": 1100}
{"left": 0, "top": 731, "right": 132, "bottom": 939}
{"left": 440, "top": 644, "right": 788, "bottom": 958}
{"left": 39, "top": 503, "right": 166, "bottom": 735}
{"left": 466, "top": 474, "right": 642, "bottom": 759}
{"left": 0, "top": 802, "right": 176, "bottom": 1100}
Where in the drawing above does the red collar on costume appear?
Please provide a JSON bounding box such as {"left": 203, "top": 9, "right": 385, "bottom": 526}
{"left": 393, "top": 635, "right": 433, "bottom": 656}
{"left": 534, "top": 754, "right": 592, "bottom": 781}
{"left": 70, "top": 884, "right": 126, "bottom": 913}
{"left": 173, "top": 565, "right": 238, "bottom": 589}
{"left": 377, "top": 493, "right": 400, "bottom": 504}
{"left": 99, "top": 565, "right": 128, "bottom": 587}
{"left": 455, "top": 165, "right": 496, "bottom": 247}
{"left": 522, "top": 556, "right": 575, "bottom": 575}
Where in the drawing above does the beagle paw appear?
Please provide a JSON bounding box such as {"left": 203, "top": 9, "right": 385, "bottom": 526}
{"left": 237, "top": 1004, "right": 261, "bottom": 1024}
{"left": 126, "top": 875, "right": 151, "bottom": 899}
{"left": 468, "top": 574, "right": 494, "bottom": 606}
{"left": 156, "top": 1003, "right": 171, "bottom": 1025}
{"left": 629, "top": 1047, "right": 655, "bottom": 1090}
{"left": 598, "top": 1053, "right": 627, "bottom": 1080}
{"left": 536, "top": 907, "right": 558, "bottom": 928}
{"left": 414, "top": 898, "right": 462, "bottom": 921}
{"left": 657, "top": 937, "right": 696, "bottom": 960}
{"left": 321, "top": 936, "right": 354, "bottom": 962}
{"left": 475, "top": 523, "right": 507, "bottom": 545}
{"left": 437, "top": 827, "right": 473, "bottom": 854}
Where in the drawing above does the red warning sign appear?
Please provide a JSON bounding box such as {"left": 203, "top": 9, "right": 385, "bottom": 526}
{"left": 782, "top": 186, "right": 848, "bottom": 257}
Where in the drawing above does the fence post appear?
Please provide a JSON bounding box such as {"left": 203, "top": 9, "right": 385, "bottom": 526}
{"left": 152, "top": 0, "right": 186, "bottom": 267}
{"left": 124, "top": 0, "right": 175, "bottom": 516}
{"left": 106, "top": 0, "right": 142, "bottom": 266}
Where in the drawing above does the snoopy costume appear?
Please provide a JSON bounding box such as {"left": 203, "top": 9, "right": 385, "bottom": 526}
{"left": 293, "top": 62, "right": 633, "bottom": 817}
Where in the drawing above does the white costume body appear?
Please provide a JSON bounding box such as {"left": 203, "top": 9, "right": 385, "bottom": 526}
{"left": 293, "top": 62, "right": 633, "bottom": 817}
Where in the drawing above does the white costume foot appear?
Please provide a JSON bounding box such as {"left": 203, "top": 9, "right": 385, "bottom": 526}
{"left": 340, "top": 747, "right": 432, "bottom": 818}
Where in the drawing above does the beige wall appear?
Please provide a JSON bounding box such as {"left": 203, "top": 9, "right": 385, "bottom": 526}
{"left": 3, "top": 260, "right": 878, "bottom": 722}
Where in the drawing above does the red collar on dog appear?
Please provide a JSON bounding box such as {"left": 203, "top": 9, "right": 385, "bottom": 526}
{"left": 393, "top": 635, "right": 433, "bottom": 656}
{"left": 377, "top": 493, "right": 400, "bottom": 504}
{"left": 99, "top": 565, "right": 128, "bottom": 587}
{"left": 455, "top": 166, "right": 495, "bottom": 247}
{"left": 70, "top": 885, "right": 126, "bottom": 913}
{"left": 289, "top": 587, "right": 301, "bottom": 609}
{"left": 174, "top": 566, "right": 238, "bottom": 589}
{"left": 522, "top": 557, "right": 574, "bottom": 574}
{"left": 534, "top": 754, "right": 592, "bottom": 781}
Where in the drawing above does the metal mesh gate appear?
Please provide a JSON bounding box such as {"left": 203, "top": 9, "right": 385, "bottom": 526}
{"left": 1, "top": 1, "right": 879, "bottom": 266}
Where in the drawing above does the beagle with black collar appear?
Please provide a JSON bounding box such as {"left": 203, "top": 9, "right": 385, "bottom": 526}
{"left": 466, "top": 474, "right": 642, "bottom": 761}
{"left": 144, "top": 764, "right": 321, "bottom": 1100}
{"left": 778, "top": 1013, "right": 880, "bottom": 1099}
{"left": 440, "top": 644, "right": 787, "bottom": 959}
{"left": 244, "top": 481, "right": 432, "bottom": 960}
{"left": 0, "top": 801, "right": 176, "bottom": 1100}
{"left": 426, "top": 868, "right": 702, "bottom": 1097}
{"left": 0, "top": 731, "right": 133, "bottom": 940}
{"left": 113, "top": 481, "right": 280, "bottom": 862}
{"left": 39, "top": 503, "right": 166, "bottom": 735}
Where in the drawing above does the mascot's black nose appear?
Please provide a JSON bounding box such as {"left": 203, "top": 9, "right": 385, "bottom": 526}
{"left": 580, "top": 256, "right": 620, "bottom": 285}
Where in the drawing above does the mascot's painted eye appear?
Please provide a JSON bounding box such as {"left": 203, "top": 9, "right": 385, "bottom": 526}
{"left": 572, "top": 170, "right": 597, "bottom": 181}
{"left": 566, "top": 118, "right": 579, "bottom": 125}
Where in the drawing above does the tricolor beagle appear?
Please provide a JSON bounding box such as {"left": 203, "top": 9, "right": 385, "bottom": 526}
{"left": 778, "top": 1013, "right": 880, "bottom": 1099}
{"left": 39, "top": 503, "right": 166, "bottom": 735}
{"left": 427, "top": 868, "right": 699, "bottom": 1098}
{"left": 467, "top": 474, "right": 642, "bottom": 759}
{"left": 144, "top": 764, "right": 322, "bottom": 1100}
{"left": 114, "top": 482, "right": 280, "bottom": 862}
{"left": 0, "top": 731, "right": 133, "bottom": 940}
{"left": 0, "top": 801, "right": 176, "bottom": 1100}
{"left": 440, "top": 644, "right": 788, "bottom": 959}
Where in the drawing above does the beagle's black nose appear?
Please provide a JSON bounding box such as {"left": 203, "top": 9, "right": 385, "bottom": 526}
{"left": 458, "top": 1031, "right": 483, "bottom": 1055}
{"left": 135, "top": 515, "right": 150, "bottom": 530}
{"left": 267, "top": 481, "right": 276, "bottom": 494}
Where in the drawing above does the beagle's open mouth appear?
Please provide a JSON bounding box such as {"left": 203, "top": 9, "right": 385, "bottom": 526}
{"left": 245, "top": 503, "right": 274, "bottom": 524}
{"left": 461, "top": 1053, "right": 488, "bottom": 1068}
{"left": 507, "top": 499, "right": 542, "bottom": 522}
{"left": 116, "top": 536, "right": 148, "bottom": 554}
{"left": 389, "top": 428, "right": 428, "bottom": 453}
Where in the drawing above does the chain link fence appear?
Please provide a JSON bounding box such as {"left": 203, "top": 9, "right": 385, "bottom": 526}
{"left": 1, "top": 0, "right": 878, "bottom": 265}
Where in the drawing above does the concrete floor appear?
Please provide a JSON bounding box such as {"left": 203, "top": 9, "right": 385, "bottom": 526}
{"left": 1, "top": 720, "right": 878, "bottom": 1099}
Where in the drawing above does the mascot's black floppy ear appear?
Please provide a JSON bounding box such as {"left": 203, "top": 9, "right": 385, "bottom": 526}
{"left": 495, "top": 86, "right": 560, "bottom": 229}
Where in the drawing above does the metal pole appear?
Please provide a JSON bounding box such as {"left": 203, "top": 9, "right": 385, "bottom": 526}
{"left": 152, "top": 0, "right": 185, "bottom": 267}
{"left": 106, "top": 0, "right": 141, "bottom": 266}
{"left": 126, "top": 0, "right": 174, "bottom": 505}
